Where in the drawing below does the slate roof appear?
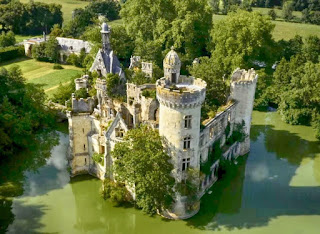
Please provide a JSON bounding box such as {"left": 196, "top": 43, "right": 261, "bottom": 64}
{"left": 56, "top": 37, "right": 92, "bottom": 54}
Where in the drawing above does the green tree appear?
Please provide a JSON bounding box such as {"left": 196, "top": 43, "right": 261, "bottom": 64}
{"left": 45, "top": 37, "right": 59, "bottom": 62}
{"left": 50, "top": 24, "right": 63, "bottom": 37}
{"left": 210, "top": 10, "right": 275, "bottom": 75}
{"left": 112, "top": 125, "right": 175, "bottom": 214}
{"left": 188, "top": 57, "right": 229, "bottom": 111}
{"left": 121, "top": 0, "right": 212, "bottom": 66}
{"left": 0, "top": 66, "right": 55, "bottom": 157}
{"left": 303, "top": 35, "right": 320, "bottom": 63}
{"left": 0, "top": 31, "right": 15, "bottom": 47}
{"left": 268, "top": 8, "right": 277, "bottom": 20}
{"left": 282, "top": 1, "right": 294, "bottom": 21}
{"left": 51, "top": 79, "right": 75, "bottom": 105}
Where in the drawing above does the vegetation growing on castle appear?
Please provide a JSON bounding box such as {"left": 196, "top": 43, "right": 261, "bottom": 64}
{"left": 111, "top": 125, "right": 175, "bottom": 214}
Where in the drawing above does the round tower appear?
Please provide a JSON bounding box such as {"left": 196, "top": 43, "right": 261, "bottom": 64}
{"left": 230, "top": 68, "right": 258, "bottom": 155}
{"left": 157, "top": 49, "right": 206, "bottom": 219}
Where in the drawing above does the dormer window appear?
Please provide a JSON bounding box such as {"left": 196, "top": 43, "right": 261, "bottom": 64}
{"left": 115, "top": 128, "right": 124, "bottom": 138}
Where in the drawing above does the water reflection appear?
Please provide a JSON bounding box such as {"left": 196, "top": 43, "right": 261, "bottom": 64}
{"left": 1, "top": 112, "right": 320, "bottom": 233}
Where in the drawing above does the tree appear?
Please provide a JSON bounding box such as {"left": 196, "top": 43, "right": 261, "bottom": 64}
{"left": 45, "top": 37, "right": 59, "bottom": 62}
{"left": 0, "top": 31, "right": 15, "bottom": 47}
{"left": 210, "top": 10, "right": 275, "bottom": 75}
{"left": 0, "top": 66, "right": 55, "bottom": 157}
{"left": 303, "top": 35, "right": 320, "bottom": 63}
{"left": 112, "top": 125, "right": 175, "bottom": 214}
{"left": 188, "top": 57, "right": 229, "bottom": 113}
{"left": 268, "top": 8, "right": 277, "bottom": 20}
{"left": 85, "top": 0, "right": 120, "bottom": 21}
{"left": 282, "top": 1, "right": 294, "bottom": 21}
{"left": 50, "top": 24, "right": 63, "bottom": 37}
{"left": 121, "top": 0, "right": 212, "bottom": 66}
{"left": 51, "top": 79, "right": 75, "bottom": 105}
{"left": 210, "top": 0, "right": 220, "bottom": 13}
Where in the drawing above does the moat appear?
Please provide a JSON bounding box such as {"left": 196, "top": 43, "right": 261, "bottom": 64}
{"left": 1, "top": 111, "right": 320, "bottom": 233}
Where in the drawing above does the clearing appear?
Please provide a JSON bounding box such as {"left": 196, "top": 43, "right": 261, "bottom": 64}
{"left": 1, "top": 57, "right": 82, "bottom": 96}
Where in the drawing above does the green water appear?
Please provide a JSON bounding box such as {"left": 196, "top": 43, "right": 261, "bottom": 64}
{"left": 1, "top": 111, "right": 320, "bottom": 234}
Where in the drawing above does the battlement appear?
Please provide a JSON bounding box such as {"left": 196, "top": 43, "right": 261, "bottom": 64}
{"left": 72, "top": 95, "right": 95, "bottom": 113}
{"left": 75, "top": 75, "right": 89, "bottom": 90}
{"left": 156, "top": 76, "right": 206, "bottom": 108}
{"left": 231, "top": 68, "right": 258, "bottom": 85}
{"left": 95, "top": 78, "right": 107, "bottom": 91}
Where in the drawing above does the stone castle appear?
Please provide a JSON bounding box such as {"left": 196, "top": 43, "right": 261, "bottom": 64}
{"left": 67, "top": 23, "right": 258, "bottom": 219}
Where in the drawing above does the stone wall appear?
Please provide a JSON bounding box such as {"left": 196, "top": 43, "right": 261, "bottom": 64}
{"left": 72, "top": 97, "right": 95, "bottom": 113}
{"left": 230, "top": 68, "right": 258, "bottom": 155}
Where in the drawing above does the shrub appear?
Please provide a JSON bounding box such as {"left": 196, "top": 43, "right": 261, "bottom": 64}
{"left": 141, "top": 89, "right": 156, "bottom": 99}
{"left": 268, "top": 9, "right": 277, "bottom": 20}
{"left": 53, "top": 64, "right": 63, "bottom": 70}
{"left": 0, "top": 31, "right": 16, "bottom": 47}
{"left": 74, "top": 88, "right": 88, "bottom": 99}
{"left": 92, "top": 153, "right": 104, "bottom": 165}
{"left": 0, "top": 46, "right": 24, "bottom": 62}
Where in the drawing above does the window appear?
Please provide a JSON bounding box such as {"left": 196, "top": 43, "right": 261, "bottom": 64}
{"left": 85, "top": 158, "right": 87, "bottom": 165}
{"left": 115, "top": 128, "right": 124, "bottom": 138}
{"left": 183, "top": 136, "right": 191, "bottom": 149}
{"left": 84, "top": 144, "right": 86, "bottom": 150}
{"left": 83, "top": 128, "right": 84, "bottom": 134}
{"left": 184, "top": 115, "right": 192, "bottom": 128}
{"left": 182, "top": 158, "right": 190, "bottom": 171}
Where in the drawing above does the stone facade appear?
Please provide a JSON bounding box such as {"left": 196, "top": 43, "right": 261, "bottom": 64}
{"left": 23, "top": 35, "right": 91, "bottom": 62}
{"left": 67, "top": 42, "right": 258, "bottom": 219}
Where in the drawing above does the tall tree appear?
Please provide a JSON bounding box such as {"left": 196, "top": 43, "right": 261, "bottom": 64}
{"left": 210, "top": 10, "right": 275, "bottom": 75}
{"left": 112, "top": 125, "right": 175, "bottom": 214}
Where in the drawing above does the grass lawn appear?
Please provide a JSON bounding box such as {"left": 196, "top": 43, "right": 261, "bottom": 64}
{"left": 15, "top": 35, "right": 42, "bottom": 43}
{"left": 20, "top": 0, "right": 89, "bottom": 24}
{"left": 1, "top": 57, "right": 82, "bottom": 95}
{"left": 211, "top": 14, "right": 320, "bottom": 41}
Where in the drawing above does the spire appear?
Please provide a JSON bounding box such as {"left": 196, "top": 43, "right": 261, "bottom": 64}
{"left": 101, "top": 22, "right": 111, "bottom": 51}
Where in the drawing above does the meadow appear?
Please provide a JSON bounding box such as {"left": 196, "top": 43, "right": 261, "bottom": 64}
{"left": 20, "top": 0, "right": 89, "bottom": 24}
{"left": 1, "top": 57, "right": 82, "bottom": 96}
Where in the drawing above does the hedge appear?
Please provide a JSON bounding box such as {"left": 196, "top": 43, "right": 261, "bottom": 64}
{"left": 0, "top": 46, "right": 25, "bottom": 63}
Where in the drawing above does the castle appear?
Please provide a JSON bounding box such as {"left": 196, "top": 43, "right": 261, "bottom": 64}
{"left": 67, "top": 23, "right": 258, "bottom": 219}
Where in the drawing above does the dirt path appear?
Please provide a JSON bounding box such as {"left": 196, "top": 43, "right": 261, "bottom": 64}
{"left": 45, "top": 81, "right": 71, "bottom": 92}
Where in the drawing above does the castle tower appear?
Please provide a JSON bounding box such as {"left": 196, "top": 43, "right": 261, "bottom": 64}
{"left": 230, "top": 68, "right": 258, "bottom": 155}
{"left": 157, "top": 49, "right": 206, "bottom": 218}
{"left": 101, "top": 22, "right": 111, "bottom": 51}
{"left": 157, "top": 49, "right": 207, "bottom": 180}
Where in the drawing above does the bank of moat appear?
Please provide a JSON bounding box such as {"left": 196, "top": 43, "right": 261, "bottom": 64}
{"left": 67, "top": 23, "right": 258, "bottom": 219}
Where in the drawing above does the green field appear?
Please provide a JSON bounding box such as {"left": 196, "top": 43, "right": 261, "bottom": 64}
{"left": 211, "top": 14, "right": 320, "bottom": 41}
{"left": 1, "top": 57, "right": 82, "bottom": 96}
{"left": 20, "top": 0, "right": 89, "bottom": 24}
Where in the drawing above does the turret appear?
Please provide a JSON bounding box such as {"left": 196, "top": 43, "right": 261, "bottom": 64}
{"left": 101, "top": 22, "right": 111, "bottom": 51}
{"left": 230, "top": 68, "right": 258, "bottom": 155}
{"left": 163, "top": 47, "right": 181, "bottom": 84}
